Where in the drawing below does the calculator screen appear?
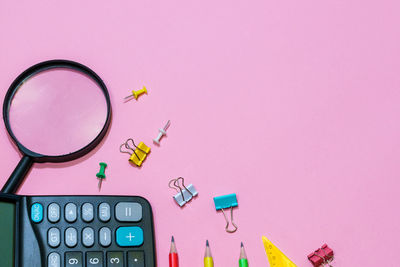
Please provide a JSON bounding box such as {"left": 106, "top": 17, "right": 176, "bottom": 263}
{"left": 0, "top": 201, "right": 15, "bottom": 267}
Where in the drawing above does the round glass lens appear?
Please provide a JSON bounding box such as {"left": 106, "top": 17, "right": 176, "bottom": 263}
{"left": 8, "top": 67, "right": 108, "bottom": 156}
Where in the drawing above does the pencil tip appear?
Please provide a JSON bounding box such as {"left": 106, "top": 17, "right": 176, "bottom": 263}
{"left": 206, "top": 240, "right": 209, "bottom": 247}
{"left": 171, "top": 236, "right": 174, "bottom": 242}
{"left": 241, "top": 242, "right": 244, "bottom": 247}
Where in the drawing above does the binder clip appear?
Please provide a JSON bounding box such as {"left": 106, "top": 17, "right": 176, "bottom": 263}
{"left": 262, "top": 236, "right": 297, "bottom": 267}
{"left": 119, "top": 139, "right": 151, "bottom": 167}
{"left": 168, "top": 177, "right": 198, "bottom": 207}
{"left": 307, "top": 244, "right": 334, "bottom": 267}
{"left": 213, "top": 193, "right": 238, "bottom": 233}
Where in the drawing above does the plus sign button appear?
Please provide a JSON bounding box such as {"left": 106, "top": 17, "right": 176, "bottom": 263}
{"left": 116, "top": 226, "right": 144, "bottom": 247}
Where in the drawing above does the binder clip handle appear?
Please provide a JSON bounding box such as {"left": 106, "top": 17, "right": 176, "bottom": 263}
{"left": 120, "top": 138, "right": 146, "bottom": 161}
{"left": 221, "top": 206, "right": 238, "bottom": 233}
{"left": 213, "top": 193, "right": 239, "bottom": 233}
{"left": 169, "top": 177, "right": 198, "bottom": 207}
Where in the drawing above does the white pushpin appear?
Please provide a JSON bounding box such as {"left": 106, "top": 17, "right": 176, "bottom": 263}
{"left": 153, "top": 120, "right": 170, "bottom": 145}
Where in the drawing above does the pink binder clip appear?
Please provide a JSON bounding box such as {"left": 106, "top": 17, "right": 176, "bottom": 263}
{"left": 307, "top": 244, "right": 334, "bottom": 266}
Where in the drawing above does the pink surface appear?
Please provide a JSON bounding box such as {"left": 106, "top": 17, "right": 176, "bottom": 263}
{"left": 9, "top": 68, "right": 108, "bottom": 155}
{"left": 0, "top": 1, "right": 399, "bottom": 266}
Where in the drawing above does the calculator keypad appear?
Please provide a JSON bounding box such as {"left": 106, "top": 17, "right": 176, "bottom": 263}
{"left": 82, "top": 227, "right": 95, "bottom": 247}
{"left": 82, "top": 203, "right": 94, "bottom": 222}
{"left": 99, "top": 203, "right": 111, "bottom": 222}
{"left": 99, "top": 227, "right": 112, "bottom": 247}
{"left": 65, "top": 252, "right": 83, "bottom": 267}
{"left": 65, "top": 227, "right": 78, "bottom": 247}
{"left": 65, "top": 203, "right": 77, "bottom": 223}
{"left": 48, "top": 203, "right": 60, "bottom": 223}
{"left": 48, "top": 252, "right": 61, "bottom": 267}
{"left": 107, "top": 251, "right": 124, "bottom": 267}
{"left": 127, "top": 251, "right": 145, "bottom": 267}
{"left": 116, "top": 226, "right": 144, "bottom": 247}
{"left": 115, "top": 202, "right": 142, "bottom": 222}
{"left": 31, "top": 203, "right": 43, "bottom": 223}
{"left": 48, "top": 227, "right": 61, "bottom": 248}
{"left": 28, "top": 197, "right": 152, "bottom": 267}
{"left": 86, "top": 251, "right": 103, "bottom": 266}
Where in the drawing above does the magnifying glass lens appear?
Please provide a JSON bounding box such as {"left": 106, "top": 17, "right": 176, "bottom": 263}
{"left": 8, "top": 68, "right": 108, "bottom": 156}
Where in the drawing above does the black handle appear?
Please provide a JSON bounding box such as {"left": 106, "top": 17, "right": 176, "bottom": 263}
{"left": 1, "top": 155, "right": 33, "bottom": 194}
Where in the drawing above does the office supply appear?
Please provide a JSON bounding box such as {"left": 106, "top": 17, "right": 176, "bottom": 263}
{"left": 1, "top": 60, "right": 112, "bottom": 194}
{"left": 213, "top": 193, "right": 238, "bottom": 233}
{"left": 168, "top": 177, "right": 198, "bottom": 207}
{"left": 308, "top": 244, "right": 334, "bottom": 267}
{"left": 96, "top": 162, "right": 107, "bottom": 190}
{"left": 120, "top": 139, "right": 151, "bottom": 167}
{"left": 262, "top": 236, "right": 297, "bottom": 267}
{"left": 169, "top": 236, "right": 179, "bottom": 267}
{"left": 204, "top": 240, "right": 214, "bottom": 267}
{"left": 0, "top": 194, "right": 156, "bottom": 267}
{"left": 153, "top": 120, "right": 171, "bottom": 145}
{"left": 239, "top": 242, "right": 249, "bottom": 267}
{"left": 124, "top": 86, "right": 148, "bottom": 101}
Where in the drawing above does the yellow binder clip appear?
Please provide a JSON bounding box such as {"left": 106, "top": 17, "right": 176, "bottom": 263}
{"left": 120, "top": 138, "right": 151, "bottom": 167}
{"left": 262, "top": 236, "right": 297, "bottom": 267}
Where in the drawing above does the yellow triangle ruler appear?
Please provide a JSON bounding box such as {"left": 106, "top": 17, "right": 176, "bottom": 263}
{"left": 262, "top": 236, "right": 297, "bottom": 267}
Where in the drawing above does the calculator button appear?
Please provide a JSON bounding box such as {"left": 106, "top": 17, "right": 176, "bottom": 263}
{"left": 127, "top": 251, "right": 145, "bottom": 267}
{"left": 86, "top": 251, "right": 103, "bottom": 267}
{"left": 48, "top": 227, "right": 61, "bottom": 248}
{"left": 48, "top": 252, "right": 61, "bottom": 267}
{"left": 65, "top": 252, "right": 83, "bottom": 267}
{"left": 65, "top": 203, "right": 77, "bottom": 223}
{"left": 82, "top": 227, "right": 95, "bottom": 247}
{"left": 116, "top": 227, "right": 144, "bottom": 247}
{"left": 99, "top": 227, "right": 112, "bottom": 247}
{"left": 115, "top": 202, "right": 142, "bottom": 222}
{"left": 82, "top": 203, "right": 94, "bottom": 222}
{"left": 48, "top": 203, "right": 60, "bottom": 223}
{"left": 31, "top": 203, "right": 43, "bottom": 223}
{"left": 99, "top": 203, "right": 111, "bottom": 222}
{"left": 107, "top": 251, "right": 124, "bottom": 267}
{"left": 65, "top": 227, "right": 78, "bottom": 247}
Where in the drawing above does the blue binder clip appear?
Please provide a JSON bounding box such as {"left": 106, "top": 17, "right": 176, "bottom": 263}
{"left": 213, "top": 193, "right": 238, "bottom": 233}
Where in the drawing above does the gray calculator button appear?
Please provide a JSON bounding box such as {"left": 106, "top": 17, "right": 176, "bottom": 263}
{"left": 48, "top": 203, "right": 60, "bottom": 223}
{"left": 128, "top": 251, "right": 145, "bottom": 267}
{"left": 48, "top": 252, "right": 61, "bottom": 267}
{"left": 86, "top": 251, "right": 103, "bottom": 267}
{"left": 115, "top": 202, "right": 142, "bottom": 222}
{"left": 99, "top": 227, "right": 112, "bottom": 247}
{"left": 107, "top": 251, "right": 124, "bottom": 267}
{"left": 99, "top": 203, "right": 111, "bottom": 222}
{"left": 65, "top": 203, "right": 77, "bottom": 223}
{"left": 82, "top": 227, "right": 95, "bottom": 247}
{"left": 65, "top": 227, "right": 78, "bottom": 247}
{"left": 82, "top": 203, "right": 94, "bottom": 222}
{"left": 48, "top": 227, "right": 60, "bottom": 248}
{"left": 65, "top": 251, "right": 83, "bottom": 267}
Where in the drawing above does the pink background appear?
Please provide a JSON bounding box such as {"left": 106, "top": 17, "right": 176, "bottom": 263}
{"left": 0, "top": 1, "right": 399, "bottom": 266}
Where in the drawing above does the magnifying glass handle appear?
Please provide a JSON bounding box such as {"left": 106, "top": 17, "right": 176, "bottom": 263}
{"left": 1, "top": 155, "right": 33, "bottom": 194}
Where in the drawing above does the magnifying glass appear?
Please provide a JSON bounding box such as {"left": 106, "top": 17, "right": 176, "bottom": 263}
{"left": 1, "top": 60, "right": 111, "bottom": 194}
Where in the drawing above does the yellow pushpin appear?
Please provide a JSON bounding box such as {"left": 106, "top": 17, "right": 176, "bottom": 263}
{"left": 124, "top": 86, "right": 148, "bottom": 101}
{"left": 262, "top": 236, "right": 297, "bottom": 267}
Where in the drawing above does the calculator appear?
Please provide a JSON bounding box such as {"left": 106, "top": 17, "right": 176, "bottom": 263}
{"left": 0, "top": 194, "right": 156, "bottom": 267}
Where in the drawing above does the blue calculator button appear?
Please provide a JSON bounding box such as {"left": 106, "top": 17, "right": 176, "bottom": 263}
{"left": 116, "top": 226, "right": 144, "bottom": 247}
{"left": 31, "top": 203, "right": 43, "bottom": 223}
